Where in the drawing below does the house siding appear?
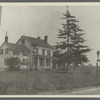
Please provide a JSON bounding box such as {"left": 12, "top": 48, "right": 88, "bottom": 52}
{"left": 16, "top": 36, "right": 54, "bottom": 70}
{"left": 0, "top": 43, "right": 29, "bottom": 70}
{"left": 0, "top": 36, "right": 55, "bottom": 70}
{"left": 0, "top": 43, "right": 11, "bottom": 69}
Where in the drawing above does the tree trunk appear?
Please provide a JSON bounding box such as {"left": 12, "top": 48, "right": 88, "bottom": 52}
{"left": 66, "top": 63, "right": 69, "bottom": 73}
{"left": 96, "top": 62, "right": 98, "bottom": 74}
{"left": 74, "top": 63, "right": 78, "bottom": 70}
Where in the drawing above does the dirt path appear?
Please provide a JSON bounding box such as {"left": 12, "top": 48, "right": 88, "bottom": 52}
{"left": 37, "top": 86, "right": 100, "bottom": 95}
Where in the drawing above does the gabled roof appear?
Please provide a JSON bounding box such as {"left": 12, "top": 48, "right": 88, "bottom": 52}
{"left": 17, "top": 35, "right": 54, "bottom": 49}
{"left": 6, "top": 43, "right": 29, "bottom": 53}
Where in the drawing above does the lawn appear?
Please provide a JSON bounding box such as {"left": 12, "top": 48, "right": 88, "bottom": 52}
{"left": 0, "top": 66, "right": 100, "bottom": 95}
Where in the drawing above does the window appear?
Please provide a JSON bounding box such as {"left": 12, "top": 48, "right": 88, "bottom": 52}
{"left": 32, "top": 51, "right": 35, "bottom": 55}
{"left": 36, "top": 48, "right": 38, "bottom": 55}
{"left": 46, "top": 58, "right": 50, "bottom": 66}
{"left": 21, "top": 39, "right": 25, "bottom": 44}
{"left": 23, "top": 52, "right": 28, "bottom": 56}
{"left": 39, "top": 58, "right": 44, "bottom": 66}
{"left": 22, "top": 59, "right": 28, "bottom": 65}
{"left": 47, "top": 50, "right": 51, "bottom": 56}
{"left": 13, "top": 50, "right": 19, "bottom": 56}
{"left": 42, "top": 49, "right": 45, "bottom": 55}
{"left": 0, "top": 49, "right": 3, "bottom": 54}
{"left": 5, "top": 48, "right": 9, "bottom": 54}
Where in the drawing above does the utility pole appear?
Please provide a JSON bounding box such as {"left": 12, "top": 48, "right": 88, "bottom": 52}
{"left": 96, "top": 50, "right": 99, "bottom": 85}
{"left": 96, "top": 51, "right": 99, "bottom": 74}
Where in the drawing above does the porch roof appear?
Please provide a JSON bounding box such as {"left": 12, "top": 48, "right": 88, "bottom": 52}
{"left": 7, "top": 43, "right": 30, "bottom": 53}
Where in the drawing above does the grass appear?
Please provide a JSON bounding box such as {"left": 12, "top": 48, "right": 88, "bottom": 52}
{"left": 0, "top": 66, "right": 100, "bottom": 95}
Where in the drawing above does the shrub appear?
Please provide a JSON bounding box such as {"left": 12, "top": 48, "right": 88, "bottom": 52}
{"left": 5, "top": 57, "right": 21, "bottom": 71}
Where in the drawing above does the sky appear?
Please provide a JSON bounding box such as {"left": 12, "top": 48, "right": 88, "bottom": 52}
{"left": 0, "top": 4, "right": 100, "bottom": 65}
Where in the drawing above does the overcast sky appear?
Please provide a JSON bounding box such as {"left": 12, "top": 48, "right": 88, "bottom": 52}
{"left": 0, "top": 4, "right": 100, "bottom": 65}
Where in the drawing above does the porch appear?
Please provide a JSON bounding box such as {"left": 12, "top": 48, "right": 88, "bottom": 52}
{"left": 34, "top": 55, "right": 53, "bottom": 70}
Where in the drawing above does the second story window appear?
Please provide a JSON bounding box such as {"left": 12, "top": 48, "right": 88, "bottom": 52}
{"left": 5, "top": 48, "right": 9, "bottom": 54}
{"left": 36, "top": 48, "right": 38, "bottom": 55}
{"left": 23, "top": 52, "right": 28, "bottom": 56}
{"left": 21, "top": 39, "right": 25, "bottom": 44}
{"left": 13, "top": 50, "right": 19, "bottom": 56}
{"left": 47, "top": 50, "right": 51, "bottom": 56}
{"left": 42, "top": 49, "right": 45, "bottom": 56}
{"left": 0, "top": 49, "right": 3, "bottom": 54}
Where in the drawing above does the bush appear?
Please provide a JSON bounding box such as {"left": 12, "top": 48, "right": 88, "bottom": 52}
{"left": 5, "top": 57, "right": 21, "bottom": 71}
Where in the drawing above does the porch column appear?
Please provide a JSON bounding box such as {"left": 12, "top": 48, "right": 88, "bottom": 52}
{"left": 37, "top": 57, "right": 39, "bottom": 70}
{"left": 44, "top": 58, "right": 46, "bottom": 69}
{"left": 28, "top": 53, "right": 33, "bottom": 70}
{"left": 50, "top": 58, "right": 53, "bottom": 69}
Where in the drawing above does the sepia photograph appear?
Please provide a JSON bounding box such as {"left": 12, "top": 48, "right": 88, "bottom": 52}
{"left": 0, "top": 3, "right": 100, "bottom": 97}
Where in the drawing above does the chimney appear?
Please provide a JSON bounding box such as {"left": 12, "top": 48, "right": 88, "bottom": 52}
{"left": 44, "top": 35, "right": 48, "bottom": 43}
{"left": 5, "top": 31, "right": 8, "bottom": 43}
{"left": 37, "top": 37, "right": 40, "bottom": 39}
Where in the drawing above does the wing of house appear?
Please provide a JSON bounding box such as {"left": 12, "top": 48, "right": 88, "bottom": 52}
{"left": 0, "top": 35, "right": 56, "bottom": 70}
{"left": 0, "top": 42, "right": 30, "bottom": 70}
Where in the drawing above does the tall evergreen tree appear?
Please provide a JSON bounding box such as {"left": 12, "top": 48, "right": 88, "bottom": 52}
{"left": 55, "top": 6, "right": 91, "bottom": 71}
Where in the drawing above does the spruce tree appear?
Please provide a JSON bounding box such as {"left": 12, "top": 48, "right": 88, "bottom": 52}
{"left": 55, "top": 6, "right": 91, "bottom": 71}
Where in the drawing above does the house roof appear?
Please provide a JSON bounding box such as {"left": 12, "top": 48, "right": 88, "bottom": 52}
{"left": 17, "top": 35, "right": 54, "bottom": 49}
{"left": 6, "top": 43, "right": 29, "bottom": 53}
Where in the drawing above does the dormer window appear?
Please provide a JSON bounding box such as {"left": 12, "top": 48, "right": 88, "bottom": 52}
{"left": 31, "top": 43, "right": 38, "bottom": 49}
{"left": 21, "top": 39, "right": 25, "bottom": 44}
